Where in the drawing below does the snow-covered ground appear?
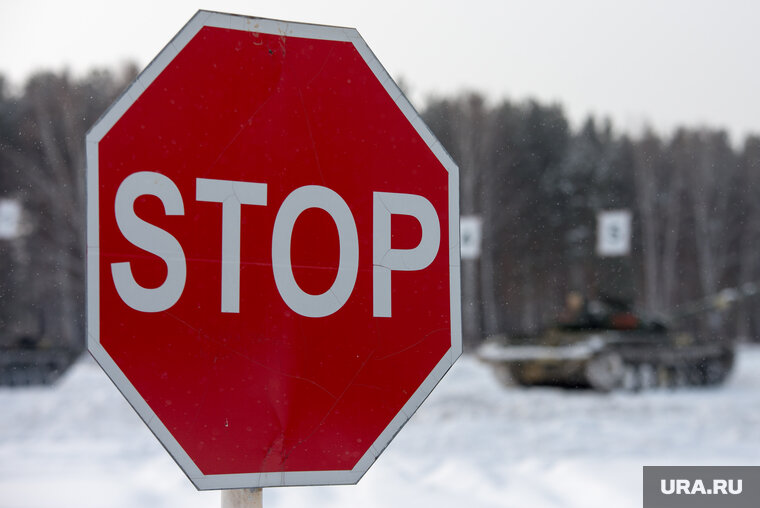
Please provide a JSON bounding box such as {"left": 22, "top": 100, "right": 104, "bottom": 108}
{"left": 2, "top": 346, "right": 760, "bottom": 508}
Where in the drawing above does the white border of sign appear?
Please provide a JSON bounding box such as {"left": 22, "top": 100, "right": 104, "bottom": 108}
{"left": 86, "top": 10, "right": 462, "bottom": 490}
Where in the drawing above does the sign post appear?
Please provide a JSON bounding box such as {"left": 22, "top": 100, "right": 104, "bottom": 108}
{"left": 86, "top": 10, "right": 461, "bottom": 492}
{"left": 595, "top": 209, "right": 634, "bottom": 304}
{"left": 221, "top": 488, "right": 262, "bottom": 508}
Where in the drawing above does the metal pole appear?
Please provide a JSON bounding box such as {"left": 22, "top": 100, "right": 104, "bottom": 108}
{"left": 221, "top": 488, "right": 263, "bottom": 508}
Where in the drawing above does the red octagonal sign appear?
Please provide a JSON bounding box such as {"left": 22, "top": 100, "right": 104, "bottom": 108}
{"left": 86, "top": 11, "right": 461, "bottom": 490}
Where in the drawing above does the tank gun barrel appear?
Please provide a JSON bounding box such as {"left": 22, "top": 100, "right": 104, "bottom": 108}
{"left": 666, "top": 281, "right": 759, "bottom": 323}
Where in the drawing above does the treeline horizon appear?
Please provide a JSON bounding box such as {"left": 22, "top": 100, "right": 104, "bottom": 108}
{"left": 1, "top": 65, "right": 758, "bottom": 352}
{"left": 421, "top": 93, "right": 760, "bottom": 345}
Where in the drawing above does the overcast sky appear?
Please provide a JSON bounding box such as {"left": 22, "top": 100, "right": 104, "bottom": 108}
{"left": 2, "top": 0, "right": 760, "bottom": 141}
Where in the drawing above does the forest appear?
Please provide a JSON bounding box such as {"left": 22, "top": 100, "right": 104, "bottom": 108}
{"left": 1, "top": 66, "right": 759, "bottom": 356}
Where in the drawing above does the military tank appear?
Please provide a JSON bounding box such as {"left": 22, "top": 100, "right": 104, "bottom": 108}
{"left": 478, "top": 293, "right": 738, "bottom": 391}
{"left": 478, "top": 208, "right": 751, "bottom": 391}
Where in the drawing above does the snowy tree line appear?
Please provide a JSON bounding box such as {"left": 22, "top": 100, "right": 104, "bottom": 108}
{"left": 1, "top": 69, "right": 758, "bottom": 354}
{"left": 423, "top": 93, "right": 760, "bottom": 347}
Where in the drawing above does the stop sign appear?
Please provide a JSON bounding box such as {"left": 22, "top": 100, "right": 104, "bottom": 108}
{"left": 86, "top": 10, "right": 461, "bottom": 490}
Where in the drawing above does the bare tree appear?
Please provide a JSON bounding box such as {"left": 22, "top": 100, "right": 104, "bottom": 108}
{"left": 632, "top": 130, "right": 684, "bottom": 314}
{"left": 423, "top": 93, "right": 493, "bottom": 348}
{"left": 0, "top": 66, "right": 136, "bottom": 349}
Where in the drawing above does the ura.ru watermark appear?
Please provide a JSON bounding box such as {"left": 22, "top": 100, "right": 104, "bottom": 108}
{"left": 644, "top": 466, "right": 758, "bottom": 508}
{"left": 661, "top": 478, "right": 742, "bottom": 495}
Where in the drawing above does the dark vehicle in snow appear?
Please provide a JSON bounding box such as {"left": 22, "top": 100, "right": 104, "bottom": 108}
{"left": 478, "top": 292, "right": 742, "bottom": 391}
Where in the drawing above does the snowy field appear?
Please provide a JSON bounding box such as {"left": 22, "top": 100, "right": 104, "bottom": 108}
{"left": 2, "top": 346, "right": 760, "bottom": 508}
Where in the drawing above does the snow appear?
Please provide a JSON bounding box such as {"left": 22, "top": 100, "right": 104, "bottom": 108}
{"left": 2, "top": 346, "right": 760, "bottom": 508}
